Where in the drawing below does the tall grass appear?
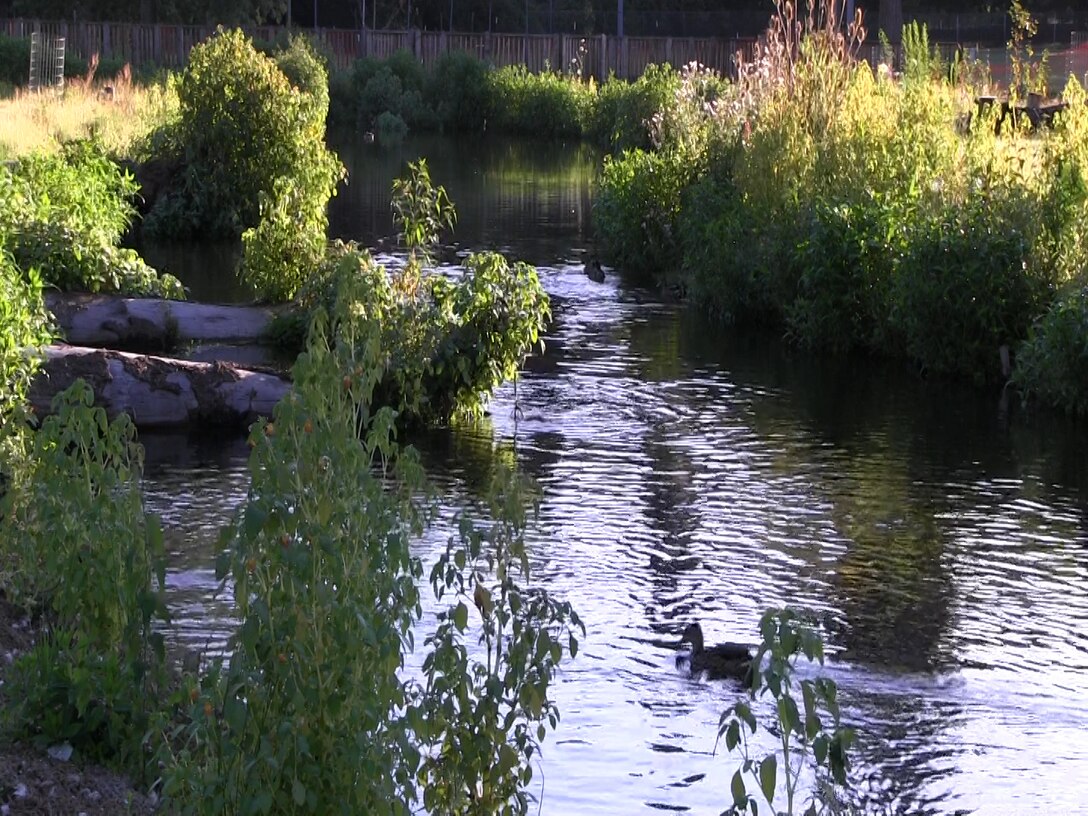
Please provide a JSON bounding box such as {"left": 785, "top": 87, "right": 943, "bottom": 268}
{"left": 0, "top": 61, "right": 177, "bottom": 160}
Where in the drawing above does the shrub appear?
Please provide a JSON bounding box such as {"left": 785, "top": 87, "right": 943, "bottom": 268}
{"left": 586, "top": 65, "right": 680, "bottom": 151}
{"left": 0, "top": 139, "right": 184, "bottom": 298}
{"left": 487, "top": 65, "right": 592, "bottom": 139}
{"left": 0, "top": 257, "right": 52, "bottom": 423}
{"left": 1014, "top": 285, "right": 1088, "bottom": 415}
{"left": 784, "top": 197, "right": 897, "bottom": 352}
{"left": 271, "top": 161, "right": 547, "bottom": 424}
{"left": 1, "top": 381, "right": 168, "bottom": 770}
{"left": 158, "top": 271, "right": 575, "bottom": 814}
{"left": 273, "top": 35, "right": 331, "bottom": 120}
{"left": 328, "top": 55, "right": 380, "bottom": 130}
{"left": 893, "top": 197, "right": 1052, "bottom": 381}
{"left": 144, "top": 28, "right": 343, "bottom": 240}
{"left": 239, "top": 178, "right": 327, "bottom": 303}
{"left": 0, "top": 34, "right": 30, "bottom": 86}
{"left": 425, "top": 50, "right": 490, "bottom": 133}
{"left": 594, "top": 148, "right": 691, "bottom": 284}
{"left": 359, "top": 66, "right": 427, "bottom": 129}
{"left": 386, "top": 48, "right": 426, "bottom": 98}
{"left": 376, "top": 109, "right": 408, "bottom": 144}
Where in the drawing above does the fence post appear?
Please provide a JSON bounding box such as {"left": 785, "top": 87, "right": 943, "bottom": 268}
{"left": 599, "top": 32, "right": 607, "bottom": 80}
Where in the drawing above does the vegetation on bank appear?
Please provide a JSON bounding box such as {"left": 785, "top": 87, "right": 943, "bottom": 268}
{"left": 593, "top": 2, "right": 1088, "bottom": 414}
{"left": 326, "top": 45, "right": 682, "bottom": 150}
{"left": 0, "top": 30, "right": 573, "bottom": 806}
{"left": 2, "top": 139, "right": 184, "bottom": 298}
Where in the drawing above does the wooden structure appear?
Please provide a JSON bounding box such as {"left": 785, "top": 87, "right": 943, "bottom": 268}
{"left": 0, "top": 17, "right": 756, "bottom": 80}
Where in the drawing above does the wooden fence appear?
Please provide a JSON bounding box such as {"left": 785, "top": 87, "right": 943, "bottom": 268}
{"left": 0, "top": 18, "right": 757, "bottom": 80}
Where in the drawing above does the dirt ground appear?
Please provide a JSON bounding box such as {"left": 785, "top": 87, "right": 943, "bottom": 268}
{"left": 0, "top": 598, "right": 155, "bottom": 816}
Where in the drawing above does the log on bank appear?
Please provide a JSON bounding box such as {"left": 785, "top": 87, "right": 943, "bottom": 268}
{"left": 45, "top": 293, "right": 282, "bottom": 349}
{"left": 31, "top": 345, "right": 291, "bottom": 429}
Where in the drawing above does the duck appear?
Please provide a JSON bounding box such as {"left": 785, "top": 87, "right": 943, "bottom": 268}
{"left": 583, "top": 254, "right": 605, "bottom": 283}
{"left": 676, "top": 622, "right": 755, "bottom": 683}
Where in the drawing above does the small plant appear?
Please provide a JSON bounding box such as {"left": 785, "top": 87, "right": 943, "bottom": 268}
{"left": 718, "top": 608, "right": 853, "bottom": 816}
{"left": 1013, "top": 284, "right": 1088, "bottom": 415}
{"left": 391, "top": 158, "right": 456, "bottom": 265}
{"left": 0, "top": 381, "right": 168, "bottom": 772}
{"left": 0, "top": 255, "right": 52, "bottom": 424}
{"left": 1008, "top": 0, "right": 1049, "bottom": 101}
{"left": 158, "top": 275, "right": 575, "bottom": 813}
{"left": 416, "top": 464, "right": 583, "bottom": 813}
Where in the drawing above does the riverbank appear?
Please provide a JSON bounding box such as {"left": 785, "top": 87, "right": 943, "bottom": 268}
{"left": 0, "top": 599, "right": 154, "bottom": 815}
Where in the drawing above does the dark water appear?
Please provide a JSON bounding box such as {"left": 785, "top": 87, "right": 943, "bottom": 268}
{"left": 139, "top": 134, "right": 1088, "bottom": 816}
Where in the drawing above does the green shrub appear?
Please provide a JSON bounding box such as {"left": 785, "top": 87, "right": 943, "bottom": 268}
{"left": 1014, "top": 285, "right": 1088, "bottom": 415}
{"left": 785, "top": 198, "right": 897, "bottom": 352}
{"left": 328, "top": 56, "right": 380, "bottom": 130}
{"left": 425, "top": 50, "right": 490, "bottom": 133}
{"left": 893, "top": 198, "right": 1051, "bottom": 381}
{"left": 487, "top": 65, "right": 592, "bottom": 139}
{"left": 594, "top": 148, "right": 691, "bottom": 284}
{"left": 239, "top": 179, "right": 327, "bottom": 303}
{"left": 376, "top": 109, "right": 408, "bottom": 144}
{"left": 158, "top": 270, "right": 574, "bottom": 814}
{"left": 0, "top": 34, "right": 30, "bottom": 86}
{"left": 358, "top": 66, "right": 428, "bottom": 129}
{"left": 274, "top": 35, "right": 331, "bottom": 120}
{"left": 386, "top": 48, "right": 426, "bottom": 97}
{"left": 145, "top": 27, "right": 343, "bottom": 240}
{"left": 1, "top": 381, "right": 168, "bottom": 770}
{"left": 586, "top": 65, "right": 679, "bottom": 151}
{"left": 0, "top": 257, "right": 52, "bottom": 423}
{"left": 0, "top": 140, "right": 184, "bottom": 298}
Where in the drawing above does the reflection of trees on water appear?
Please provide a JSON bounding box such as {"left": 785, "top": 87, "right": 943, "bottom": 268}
{"left": 329, "top": 132, "right": 598, "bottom": 265}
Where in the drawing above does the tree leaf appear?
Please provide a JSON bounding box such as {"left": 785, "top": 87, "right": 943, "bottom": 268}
{"left": 453, "top": 601, "right": 468, "bottom": 632}
{"left": 731, "top": 768, "right": 747, "bottom": 807}
{"left": 758, "top": 754, "right": 777, "bottom": 803}
{"left": 292, "top": 778, "right": 306, "bottom": 806}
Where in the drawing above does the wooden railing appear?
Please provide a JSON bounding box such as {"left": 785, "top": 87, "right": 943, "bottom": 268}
{"left": 0, "top": 18, "right": 757, "bottom": 80}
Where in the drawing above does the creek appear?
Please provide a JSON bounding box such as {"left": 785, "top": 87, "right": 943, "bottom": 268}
{"left": 137, "top": 133, "right": 1088, "bottom": 815}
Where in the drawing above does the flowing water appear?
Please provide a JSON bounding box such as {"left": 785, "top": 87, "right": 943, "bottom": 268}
{"left": 139, "top": 134, "right": 1088, "bottom": 816}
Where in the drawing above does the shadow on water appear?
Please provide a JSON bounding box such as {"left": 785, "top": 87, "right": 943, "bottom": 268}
{"left": 139, "top": 134, "right": 1088, "bottom": 815}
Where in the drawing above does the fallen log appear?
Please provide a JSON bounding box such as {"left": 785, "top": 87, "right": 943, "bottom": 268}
{"left": 31, "top": 345, "right": 291, "bottom": 429}
{"left": 45, "top": 292, "right": 283, "bottom": 349}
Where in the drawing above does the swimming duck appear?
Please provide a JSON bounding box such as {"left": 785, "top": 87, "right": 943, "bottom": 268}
{"left": 676, "top": 622, "right": 755, "bottom": 683}
{"left": 584, "top": 254, "right": 605, "bottom": 283}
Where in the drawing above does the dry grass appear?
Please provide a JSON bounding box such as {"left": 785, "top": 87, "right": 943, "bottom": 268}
{"left": 0, "top": 57, "right": 177, "bottom": 160}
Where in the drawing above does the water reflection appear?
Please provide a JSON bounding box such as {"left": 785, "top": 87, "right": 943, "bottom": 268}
{"left": 329, "top": 131, "right": 598, "bottom": 266}
{"left": 140, "top": 135, "right": 1088, "bottom": 815}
